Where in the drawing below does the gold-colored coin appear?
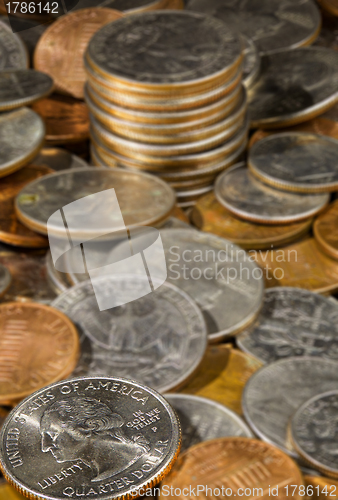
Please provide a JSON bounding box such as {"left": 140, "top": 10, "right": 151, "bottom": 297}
{"left": 191, "top": 192, "right": 313, "bottom": 249}
{"left": 304, "top": 476, "right": 338, "bottom": 499}
{"left": 180, "top": 345, "right": 262, "bottom": 415}
{"left": 314, "top": 201, "right": 338, "bottom": 260}
{"left": 254, "top": 236, "right": 338, "bottom": 294}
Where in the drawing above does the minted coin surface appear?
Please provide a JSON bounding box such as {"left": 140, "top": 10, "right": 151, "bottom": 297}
{"left": 314, "top": 201, "right": 338, "bottom": 260}
{"left": 33, "top": 147, "right": 88, "bottom": 172}
{"left": 237, "top": 288, "right": 338, "bottom": 364}
{"left": 34, "top": 8, "right": 123, "bottom": 99}
{"left": 0, "top": 376, "right": 181, "bottom": 500}
{"left": 15, "top": 167, "right": 176, "bottom": 238}
{"left": 248, "top": 48, "right": 338, "bottom": 128}
{"left": 160, "top": 437, "right": 304, "bottom": 500}
{"left": 0, "top": 108, "right": 45, "bottom": 178}
{"left": 0, "top": 302, "right": 79, "bottom": 405}
{"left": 0, "top": 20, "right": 28, "bottom": 71}
{"left": 181, "top": 345, "right": 262, "bottom": 415}
{"left": 249, "top": 133, "right": 338, "bottom": 193}
{"left": 291, "top": 391, "right": 338, "bottom": 478}
{"left": 0, "top": 69, "right": 53, "bottom": 112}
{"left": 0, "top": 263, "right": 11, "bottom": 297}
{"left": 215, "top": 163, "right": 329, "bottom": 224}
{"left": 191, "top": 192, "right": 313, "bottom": 249}
{"left": 185, "top": 0, "right": 321, "bottom": 55}
{"left": 52, "top": 276, "right": 207, "bottom": 393}
{"left": 164, "top": 394, "right": 252, "bottom": 452}
{"left": 85, "top": 11, "right": 243, "bottom": 90}
{"left": 243, "top": 357, "right": 338, "bottom": 456}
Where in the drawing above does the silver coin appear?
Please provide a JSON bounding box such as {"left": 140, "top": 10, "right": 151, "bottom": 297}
{"left": 0, "top": 16, "right": 47, "bottom": 60}
{"left": 0, "top": 69, "right": 53, "bottom": 112}
{"left": 242, "top": 36, "right": 260, "bottom": 88}
{"left": 0, "top": 107, "right": 45, "bottom": 178}
{"left": 242, "top": 357, "right": 338, "bottom": 457}
{"left": 248, "top": 48, "right": 338, "bottom": 128}
{"left": 0, "top": 376, "right": 181, "bottom": 500}
{"left": 0, "top": 263, "right": 11, "bottom": 297}
{"left": 86, "top": 11, "right": 243, "bottom": 88}
{"left": 0, "top": 19, "right": 28, "bottom": 71}
{"left": 215, "top": 163, "right": 330, "bottom": 224}
{"left": 33, "top": 147, "right": 88, "bottom": 171}
{"left": 291, "top": 390, "right": 338, "bottom": 477}
{"left": 237, "top": 287, "right": 338, "bottom": 364}
{"left": 164, "top": 394, "right": 252, "bottom": 452}
{"left": 185, "top": 0, "right": 321, "bottom": 55}
{"left": 249, "top": 132, "right": 338, "bottom": 193}
{"left": 52, "top": 276, "right": 207, "bottom": 393}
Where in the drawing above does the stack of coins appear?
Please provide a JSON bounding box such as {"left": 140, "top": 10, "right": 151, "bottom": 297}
{"left": 85, "top": 10, "right": 248, "bottom": 208}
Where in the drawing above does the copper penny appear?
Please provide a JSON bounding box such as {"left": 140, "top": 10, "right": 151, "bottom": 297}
{"left": 0, "top": 302, "right": 79, "bottom": 405}
{"left": 304, "top": 476, "right": 338, "bottom": 499}
{"left": 34, "top": 9, "right": 123, "bottom": 100}
{"left": 0, "top": 165, "right": 51, "bottom": 248}
{"left": 31, "top": 94, "right": 90, "bottom": 144}
{"left": 314, "top": 201, "right": 338, "bottom": 260}
{"left": 254, "top": 236, "right": 338, "bottom": 294}
{"left": 191, "top": 192, "right": 313, "bottom": 250}
{"left": 180, "top": 345, "right": 262, "bottom": 415}
{"left": 159, "top": 438, "right": 304, "bottom": 500}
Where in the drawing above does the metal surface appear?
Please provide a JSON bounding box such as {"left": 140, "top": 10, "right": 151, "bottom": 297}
{"left": 0, "top": 70, "right": 53, "bottom": 111}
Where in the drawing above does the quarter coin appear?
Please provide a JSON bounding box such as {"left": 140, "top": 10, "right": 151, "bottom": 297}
{"left": 249, "top": 133, "right": 338, "bottom": 193}
{"left": 314, "top": 201, "right": 338, "bottom": 260}
{"left": 0, "top": 376, "right": 181, "bottom": 500}
{"left": 243, "top": 357, "right": 338, "bottom": 456}
{"left": 237, "top": 288, "right": 338, "bottom": 364}
{"left": 0, "top": 263, "right": 11, "bottom": 297}
{"left": 0, "top": 69, "right": 53, "bottom": 112}
{"left": 0, "top": 19, "right": 28, "bottom": 71}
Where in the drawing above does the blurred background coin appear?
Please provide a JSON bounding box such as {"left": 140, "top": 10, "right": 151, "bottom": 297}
{"left": 0, "top": 70, "right": 53, "bottom": 111}
{"left": 0, "top": 263, "right": 11, "bottom": 297}
{"left": 0, "top": 19, "right": 28, "bottom": 71}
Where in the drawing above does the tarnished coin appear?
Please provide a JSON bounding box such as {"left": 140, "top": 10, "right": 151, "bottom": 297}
{"left": 33, "top": 148, "right": 88, "bottom": 172}
{"left": 0, "top": 69, "right": 53, "bottom": 112}
{"left": 242, "top": 36, "right": 260, "bottom": 88}
{"left": 0, "top": 376, "right": 181, "bottom": 500}
{"left": 243, "top": 357, "right": 338, "bottom": 456}
{"left": 164, "top": 394, "right": 252, "bottom": 452}
{"left": 160, "top": 437, "right": 304, "bottom": 500}
{"left": 52, "top": 276, "right": 207, "bottom": 393}
{"left": 304, "top": 475, "right": 338, "bottom": 499}
{"left": 314, "top": 201, "right": 338, "bottom": 260}
{"left": 237, "top": 287, "right": 338, "bottom": 364}
{"left": 85, "top": 11, "right": 243, "bottom": 91}
{"left": 0, "top": 263, "right": 11, "bottom": 297}
{"left": 191, "top": 192, "right": 313, "bottom": 250}
{"left": 0, "top": 165, "right": 51, "bottom": 248}
{"left": 215, "top": 163, "right": 329, "bottom": 224}
{"left": 31, "top": 95, "right": 89, "bottom": 144}
{"left": 34, "top": 9, "right": 123, "bottom": 100}
{"left": 248, "top": 48, "right": 338, "bottom": 128}
{"left": 0, "top": 19, "right": 28, "bottom": 71}
{"left": 291, "top": 391, "right": 338, "bottom": 478}
{"left": 0, "top": 302, "right": 79, "bottom": 405}
{"left": 185, "top": 0, "right": 320, "bottom": 55}
{"left": 15, "top": 167, "right": 176, "bottom": 238}
{"left": 181, "top": 345, "right": 262, "bottom": 415}
{"left": 0, "top": 108, "right": 45, "bottom": 178}
{"left": 249, "top": 133, "right": 338, "bottom": 193}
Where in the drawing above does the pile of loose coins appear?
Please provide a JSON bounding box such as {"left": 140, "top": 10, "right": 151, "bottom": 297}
{"left": 2, "top": 0, "right": 338, "bottom": 499}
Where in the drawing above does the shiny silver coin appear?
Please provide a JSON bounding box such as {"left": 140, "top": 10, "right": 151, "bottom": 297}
{"left": 0, "top": 263, "right": 11, "bottom": 297}
{"left": 215, "top": 162, "right": 330, "bottom": 224}
{"left": 249, "top": 132, "right": 338, "bottom": 193}
{"left": 242, "top": 36, "right": 260, "bottom": 88}
{"left": 0, "top": 69, "right": 53, "bottom": 111}
{"left": 0, "top": 376, "right": 181, "bottom": 500}
{"left": 15, "top": 167, "right": 176, "bottom": 238}
{"left": 0, "top": 107, "right": 45, "bottom": 178}
{"left": 164, "top": 394, "right": 252, "bottom": 452}
{"left": 237, "top": 287, "right": 338, "bottom": 364}
{"left": 0, "top": 19, "right": 28, "bottom": 71}
{"left": 291, "top": 390, "right": 338, "bottom": 477}
{"left": 52, "top": 276, "right": 207, "bottom": 393}
{"left": 85, "top": 11, "right": 243, "bottom": 89}
{"left": 185, "top": 0, "right": 321, "bottom": 56}
{"left": 33, "top": 147, "right": 88, "bottom": 171}
{"left": 248, "top": 47, "right": 338, "bottom": 128}
{"left": 243, "top": 357, "right": 338, "bottom": 457}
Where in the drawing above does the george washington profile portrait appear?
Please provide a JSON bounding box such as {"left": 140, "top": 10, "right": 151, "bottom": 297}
{"left": 40, "top": 397, "right": 150, "bottom": 482}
